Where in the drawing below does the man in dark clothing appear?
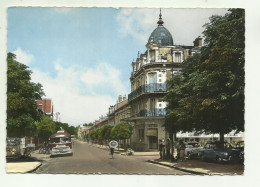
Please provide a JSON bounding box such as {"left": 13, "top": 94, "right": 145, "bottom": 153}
{"left": 159, "top": 140, "right": 163, "bottom": 159}
{"left": 165, "top": 139, "right": 170, "bottom": 159}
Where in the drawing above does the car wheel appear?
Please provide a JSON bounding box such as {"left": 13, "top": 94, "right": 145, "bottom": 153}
{"left": 187, "top": 152, "right": 191, "bottom": 159}
{"left": 216, "top": 156, "right": 222, "bottom": 163}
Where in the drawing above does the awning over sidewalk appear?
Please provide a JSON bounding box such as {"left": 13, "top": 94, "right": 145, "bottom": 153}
{"left": 146, "top": 128, "right": 158, "bottom": 137}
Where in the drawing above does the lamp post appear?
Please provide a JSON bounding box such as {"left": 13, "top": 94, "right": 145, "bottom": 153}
{"left": 55, "top": 112, "right": 60, "bottom": 122}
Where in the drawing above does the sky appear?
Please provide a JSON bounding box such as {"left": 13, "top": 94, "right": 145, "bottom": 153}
{"left": 8, "top": 8, "right": 228, "bottom": 126}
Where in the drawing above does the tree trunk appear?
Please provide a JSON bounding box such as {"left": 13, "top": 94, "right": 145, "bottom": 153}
{"left": 169, "top": 132, "right": 173, "bottom": 157}
{"left": 220, "top": 131, "right": 225, "bottom": 148}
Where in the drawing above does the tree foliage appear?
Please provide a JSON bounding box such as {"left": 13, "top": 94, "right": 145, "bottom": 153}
{"left": 7, "top": 53, "right": 45, "bottom": 137}
{"left": 36, "top": 116, "right": 56, "bottom": 139}
{"left": 165, "top": 9, "right": 245, "bottom": 139}
{"left": 54, "top": 121, "right": 78, "bottom": 136}
{"left": 88, "top": 123, "right": 131, "bottom": 141}
{"left": 111, "top": 122, "right": 131, "bottom": 140}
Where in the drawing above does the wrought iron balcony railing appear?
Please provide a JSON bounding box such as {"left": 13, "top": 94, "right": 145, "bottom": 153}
{"left": 140, "top": 108, "right": 167, "bottom": 117}
{"left": 128, "top": 83, "right": 167, "bottom": 100}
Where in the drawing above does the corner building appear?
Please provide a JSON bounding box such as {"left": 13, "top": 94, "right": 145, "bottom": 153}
{"left": 127, "top": 11, "right": 201, "bottom": 151}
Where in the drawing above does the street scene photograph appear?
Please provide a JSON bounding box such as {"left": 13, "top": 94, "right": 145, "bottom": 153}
{"left": 5, "top": 7, "right": 245, "bottom": 175}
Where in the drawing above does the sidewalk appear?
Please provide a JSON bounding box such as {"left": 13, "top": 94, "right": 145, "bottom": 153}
{"left": 6, "top": 150, "right": 50, "bottom": 173}
{"left": 148, "top": 159, "right": 244, "bottom": 175}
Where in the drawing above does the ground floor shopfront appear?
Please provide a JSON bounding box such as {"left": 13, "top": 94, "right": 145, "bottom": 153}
{"left": 129, "top": 117, "right": 166, "bottom": 152}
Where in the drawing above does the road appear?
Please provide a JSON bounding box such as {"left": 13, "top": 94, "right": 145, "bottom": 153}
{"left": 34, "top": 140, "right": 188, "bottom": 174}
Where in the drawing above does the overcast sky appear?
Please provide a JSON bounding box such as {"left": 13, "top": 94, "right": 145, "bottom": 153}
{"left": 8, "top": 8, "right": 228, "bottom": 126}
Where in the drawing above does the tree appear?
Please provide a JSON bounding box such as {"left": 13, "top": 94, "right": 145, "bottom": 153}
{"left": 165, "top": 9, "right": 245, "bottom": 143}
{"left": 7, "top": 53, "right": 45, "bottom": 137}
{"left": 99, "top": 125, "right": 113, "bottom": 140}
{"left": 36, "top": 116, "right": 56, "bottom": 140}
{"left": 111, "top": 122, "right": 131, "bottom": 140}
{"left": 83, "top": 123, "right": 93, "bottom": 127}
{"left": 54, "top": 121, "right": 78, "bottom": 136}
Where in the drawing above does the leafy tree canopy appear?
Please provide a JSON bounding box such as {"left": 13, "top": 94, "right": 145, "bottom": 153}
{"left": 54, "top": 121, "right": 78, "bottom": 136}
{"left": 111, "top": 122, "right": 131, "bottom": 140}
{"left": 165, "top": 9, "right": 245, "bottom": 139}
{"left": 36, "top": 116, "right": 56, "bottom": 139}
{"left": 7, "top": 53, "right": 45, "bottom": 137}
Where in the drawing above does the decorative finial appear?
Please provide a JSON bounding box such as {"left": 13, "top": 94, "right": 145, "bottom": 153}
{"left": 157, "top": 8, "right": 164, "bottom": 26}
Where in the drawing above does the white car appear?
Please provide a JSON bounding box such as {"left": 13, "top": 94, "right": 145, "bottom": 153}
{"left": 184, "top": 142, "right": 203, "bottom": 158}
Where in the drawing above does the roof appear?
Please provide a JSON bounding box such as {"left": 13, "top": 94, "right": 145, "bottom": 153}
{"left": 37, "top": 99, "right": 53, "bottom": 115}
{"left": 50, "top": 130, "right": 71, "bottom": 138}
{"left": 148, "top": 26, "right": 174, "bottom": 47}
{"left": 147, "top": 10, "right": 173, "bottom": 47}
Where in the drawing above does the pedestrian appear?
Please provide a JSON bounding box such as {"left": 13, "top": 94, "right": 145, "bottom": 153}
{"left": 162, "top": 139, "right": 166, "bottom": 159}
{"left": 109, "top": 146, "right": 115, "bottom": 159}
{"left": 159, "top": 139, "right": 163, "bottom": 159}
{"left": 109, "top": 140, "right": 118, "bottom": 159}
{"left": 178, "top": 140, "right": 185, "bottom": 161}
{"left": 165, "top": 139, "right": 170, "bottom": 159}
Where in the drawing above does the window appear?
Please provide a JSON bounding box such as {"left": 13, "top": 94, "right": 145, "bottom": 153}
{"left": 159, "top": 104, "right": 162, "bottom": 107}
{"left": 158, "top": 74, "right": 162, "bottom": 77}
{"left": 159, "top": 79, "right": 161, "bottom": 82}
{"left": 175, "top": 52, "right": 181, "bottom": 63}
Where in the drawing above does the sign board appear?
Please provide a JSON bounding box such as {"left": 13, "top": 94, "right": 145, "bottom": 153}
{"left": 109, "top": 140, "right": 118, "bottom": 148}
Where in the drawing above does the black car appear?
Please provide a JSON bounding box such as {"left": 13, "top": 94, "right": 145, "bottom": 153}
{"left": 199, "top": 141, "right": 242, "bottom": 163}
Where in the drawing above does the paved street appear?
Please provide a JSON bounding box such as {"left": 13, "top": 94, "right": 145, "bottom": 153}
{"left": 34, "top": 141, "right": 188, "bottom": 174}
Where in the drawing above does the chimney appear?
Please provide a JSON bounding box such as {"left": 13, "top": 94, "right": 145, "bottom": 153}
{"left": 193, "top": 37, "right": 202, "bottom": 47}
{"left": 118, "top": 95, "right": 122, "bottom": 103}
{"left": 123, "top": 95, "right": 127, "bottom": 101}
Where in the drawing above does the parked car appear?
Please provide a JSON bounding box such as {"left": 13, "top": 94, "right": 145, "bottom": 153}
{"left": 199, "top": 141, "right": 242, "bottom": 163}
{"left": 235, "top": 141, "right": 244, "bottom": 163}
{"left": 184, "top": 142, "right": 203, "bottom": 159}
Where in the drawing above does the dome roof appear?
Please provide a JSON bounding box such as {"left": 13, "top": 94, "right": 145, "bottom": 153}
{"left": 147, "top": 10, "right": 174, "bottom": 46}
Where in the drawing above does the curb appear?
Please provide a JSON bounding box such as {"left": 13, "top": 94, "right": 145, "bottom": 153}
{"left": 27, "top": 162, "right": 42, "bottom": 173}
{"left": 148, "top": 160, "right": 209, "bottom": 175}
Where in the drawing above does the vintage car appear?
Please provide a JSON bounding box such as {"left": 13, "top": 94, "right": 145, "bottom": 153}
{"left": 199, "top": 141, "right": 242, "bottom": 163}
{"left": 184, "top": 142, "right": 203, "bottom": 158}
{"left": 49, "top": 129, "right": 73, "bottom": 157}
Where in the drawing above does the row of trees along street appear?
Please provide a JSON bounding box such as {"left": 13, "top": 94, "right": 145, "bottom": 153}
{"left": 165, "top": 9, "right": 245, "bottom": 147}
{"left": 7, "top": 52, "right": 78, "bottom": 140}
{"left": 87, "top": 122, "right": 132, "bottom": 150}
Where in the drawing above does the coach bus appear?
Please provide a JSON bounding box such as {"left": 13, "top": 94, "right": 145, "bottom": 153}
{"left": 49, "top": 129, "right": 73, "bottom": 157}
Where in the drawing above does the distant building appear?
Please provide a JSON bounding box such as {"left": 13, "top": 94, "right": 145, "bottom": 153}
{"left": 37, "top": 99, "right": 53, "bottom": 118}
{"left": 78, "top": 126, "right": 90, "bottom": 139}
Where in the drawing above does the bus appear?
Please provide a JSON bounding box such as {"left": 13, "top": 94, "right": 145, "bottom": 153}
{"left": 49, "top": 129, "right": 73, "bottom": 157}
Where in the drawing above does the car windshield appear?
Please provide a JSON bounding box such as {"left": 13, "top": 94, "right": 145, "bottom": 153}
{"left": 50, "top": 138, "right": 60, "bottom": 143}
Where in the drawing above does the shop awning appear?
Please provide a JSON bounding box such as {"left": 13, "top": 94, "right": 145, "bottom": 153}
{"left": 146, "top": 129, "right": 158, "bottom": 136}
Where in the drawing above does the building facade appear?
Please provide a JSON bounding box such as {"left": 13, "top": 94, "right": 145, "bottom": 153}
{"left": 37, "top": 98, "right": 53, "bottom": 118}
{"left": 127, "top": 11, "right": 201, "bottom": 151}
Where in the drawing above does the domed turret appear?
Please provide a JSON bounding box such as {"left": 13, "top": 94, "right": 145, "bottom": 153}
{"left": 147, "top": 9, "right": 174, "bottom": 46}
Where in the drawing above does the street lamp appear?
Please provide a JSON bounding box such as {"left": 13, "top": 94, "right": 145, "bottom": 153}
{"left": 55, "top": 112, "right": 60, "bottom": 122}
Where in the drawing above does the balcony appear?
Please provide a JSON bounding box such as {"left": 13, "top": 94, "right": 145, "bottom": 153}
{"left": 128, "top": 83, "right": 167, "bottom": 101}
{"left": 140, "top": 108, "right": 166, "bottom": 117}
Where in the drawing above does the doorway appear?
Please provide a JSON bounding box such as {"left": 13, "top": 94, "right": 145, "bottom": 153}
{"left": 149, "top": 136, "right": 158, "bottom": 149}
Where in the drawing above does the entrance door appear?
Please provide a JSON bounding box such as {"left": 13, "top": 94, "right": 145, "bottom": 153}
{"left": 149, "top": 136, "right": 158, "bottom": 149}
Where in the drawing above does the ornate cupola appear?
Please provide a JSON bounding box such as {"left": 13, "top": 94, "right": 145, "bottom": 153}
{"left": 147, "top": 9, "right": 174, "bottom": 47}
